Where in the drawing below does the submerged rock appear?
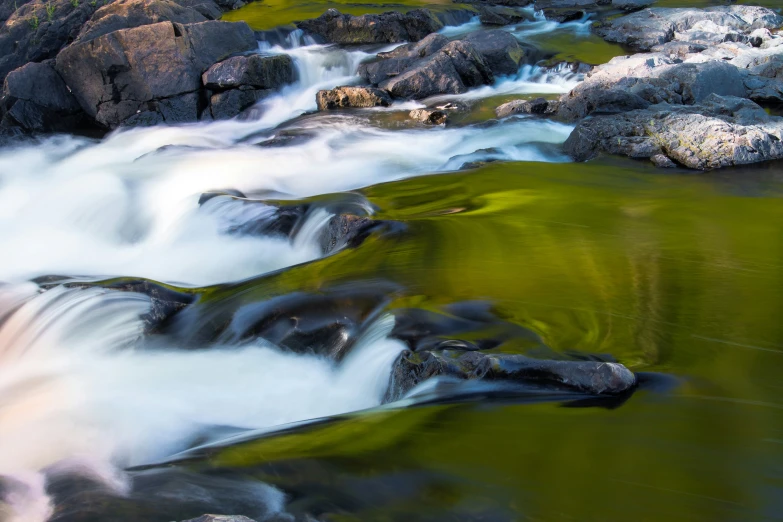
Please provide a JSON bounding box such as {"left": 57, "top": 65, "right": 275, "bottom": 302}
{"left": 384, "top": 349, "right": 636, "bottom": 402}
{"left": 563, "top": 94, "right": 783, "bottom": 170}
{"left": 0, "top": 61, "right": 87, "bottom": 132}
{"left": 409, "top": 108, "right": 448, "bottom": 125}
{"left": 296, "top": 8, "right": 444, "bottom": 44}
{"left": 316, "top": 86, "right": 393, "bottom": 110}
{"left": 477, "top": 5, "right": 530, "bottom": 26}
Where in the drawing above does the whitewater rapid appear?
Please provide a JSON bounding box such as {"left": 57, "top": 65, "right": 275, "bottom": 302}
{"left": 0, "top": 14, "right": 588, "bottom": 521}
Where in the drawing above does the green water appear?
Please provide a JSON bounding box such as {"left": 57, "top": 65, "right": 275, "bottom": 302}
{"left": 184, "top": 160, "right": 783, "bottom": 521}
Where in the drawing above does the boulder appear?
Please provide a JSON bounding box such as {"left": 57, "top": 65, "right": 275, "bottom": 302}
{"left": 594, "top": 6, "right": 783, "bottom": 52}
{"left": 495, "top": 96, "right": 555, "bottom": 118}
{"left": 358, "top": 33, "right": 450, "bottom": 85}
{"left": 369, "top": 39, "right": 494, "bottom": 99}
{"left": 409, "top": 107, "right": 448, "bottom": 124}
{"left": 208, "top": 87, "right": 270, "bottom": 120}
{"left": 541, "top": 8, "right": 585, "bottom": 23}
{"left": 0, "top": 61, "right": 87, "bottom": 132}
{"left": 477, "top": 5, "right": 530, "bottom": 26}
{"left": 55, "top": 20, "right": 257, "bottom": 128}
{"left": 563, "top": 94, "right": 783, "bottom": 170}
{"left": 611, "top": 0, "right": 654, "bottom": 11}
{"left": 315, "top": 86, "right": 392, "bottom": 110}
{"left": 462, "top": 29, "right": 526, "bottom": 76}
{"left": 202, "top": 54, "right": 295, "bottom": 90}
{"left": 535, "top": 0, "right": 607, "bottom": 7}
{"left": 384, "top": 349, "right": 636, "bottom": 402}
{"left": 75, "top": 0, "right": 207, "bottom": 42}
{"left": 181, "top": 516, "right": 258, "bottom": 522}
{"left": 296, "top": 8, "right": 444, "bottom": 44}
{"left": 555, "top": 54, "right": 747, "bottom": 121}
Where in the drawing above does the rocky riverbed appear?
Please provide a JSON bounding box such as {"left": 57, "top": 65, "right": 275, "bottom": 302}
{"left": 0, "top": 0, "right": 781, "bottom": 521}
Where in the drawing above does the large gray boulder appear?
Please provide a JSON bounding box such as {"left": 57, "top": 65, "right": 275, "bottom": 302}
{"left": 202, "top": 54, "right": 294, "bottom": 90}
{"left": 76, "top": 0, "right": 207, "bottom": 42}
{"left": 55, "top": 20, "right": 256, "bottom": 128}
{"left": 358, "top": 33, "right": 451, "bottom": 85}
{"left": 296, "top": 8, "right": 444, "bottom": 44}
{"left": 0, "top": 61, "right": 86, "bottom": 132}
{"left": 555, "top": 54, "right": 747, "bottom": 121}
{"left": 384, "top": 348, "right": 636, "bottom": 403}
{"left": 380, "top": 40, "right": 494, "bottom": 99}
{"left": 594, "top": 6, "right": 783, "bottom": 51}
{"left": 462, "top": 29, "right": 527, "bottom": 76}
{"left": 563, "top": 94, "right": 783, "bottom": 170}
{"left": 316, "top": 86, "right": 392, "bottom": 110}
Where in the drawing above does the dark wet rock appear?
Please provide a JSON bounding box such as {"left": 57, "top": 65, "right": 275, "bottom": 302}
{"left": 495, "top": 96, "right": 556, "bottom": 118}
{"left": 384, "top": 349, "right": 636, "bottom": 402}
{"left": 316, "top": 86, "right": 392, "bottom": 110}
{"left": 378, "top": 40, "right": 494, "bottom": 99}
{"left": 358, "top": 33, "right": 449, "bottom": 85}
{"left": 202, "top": 54, "right": 295, "bottom": 91}
{"left": 409, "top": 107, "right": 448, "bottom": 124}
{"left": 462, "top": 29, "right": 527, "bottom": 76}
{"left": 55, "top": 20, "right": 256, "bottom": 128}
{"left": 256, "top": 128, "right": 318, "bottom": 148}
{"left": 563, "top": 94, "right": 783, "bottom": 170}
{"left": 75, "top": 0, "right": 206, "bottom": 43}
{"left": 611, "top": 0, "right": 654, "bottom": 11}
{"left": 0, "top": 0, "right": 112, "bottom": 84}
{"left": 535, "top": 0, "right": 607, "bottom": 7}
{"left": 208, "top": 87, "right": 270, "bottom": 120}
{"left": 541, "top": 8, "right": 585, "bottom": 23}
{"left": 182, "top": 515, "right": 256, "bottom": 522}
{"left": 478, "top": 5, "right": 530, "bottom": 26}
{"left": 594, "top": 6, "right": 783, "bottom": 52}
{"left": 555, "top": 55, "right": 747, "bottom": 122}
{"left": 296, "top": 8, "right": 444, "bottom": 44}
{"left": 319, "top": 213, "right": 376, "bottom": 255}
{"left": 198, "top": 188, "right": 247, "bottom": 204}
{"left": 198, "top": 194, "right": 307, "bottom": 238}
{"left": 0, "top": 61, "right": 88, "bottom": 132}
{"left": 455, "top": 0, "right": 532, "bottom": 6}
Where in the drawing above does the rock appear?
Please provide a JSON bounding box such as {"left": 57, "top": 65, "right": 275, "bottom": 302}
{"left": 409, "top": 108, "right": 448, "bottom": 124}
{"left": 540, "top": 8, "right": 585, "bottom": 23}
{"left": 594, "top": 6, "right": 783, "bottom": 52}
{"left": 478, "top": 5, "right": 530, "bottom": 26}
{"left": 296, "top": 8, "right": 444, "bottom": 44}
{"left": 358, "top": 33, "right": 450, "bottom": 85}
{"left": 495, "top": 96, "right": 555, "bottom": 118}
{"left": 315, "top": 86, "right": 392, "bottom": 110}
{"left": 209, "top": 87, "right": 270, "bottom": 119}
{"left": 384, "top": 349, "right": 636, "bottom": 402}
{"left": 555, "top": 54, "right": 747, "bottom": 122}
{"left": 182, "top": 515, "right": 256, "bottom": 522}
{"left": 611, "top": 0, "right": 654, "bottom": 11}
{"left": 462, "top": 29, "right": 527, "bottom": 76}
{"left": 75, "top": 0, "right": 207, "bottom": 43}
{"left": 55, "top": 20, "right": 257, "bottom": 128}
{"left": 563, "top": 94, "right": 783, "bottom": 170}
{"left": 0, "top": 61, "right": 87, "bottom": 132}
{"left": 319, "top": 213, "right": 376, "bottom": 255}
{"left": 0, "top": 0, "right": 111, "bottom": 83}
{"left": 535, "top": 0, "right": 607, "bottom": 7}
{"left": 455, "top": 0, "right": 532, "bottom": 6}
{"left": 377, "top": 40, "right": 494, "bottom": 99}
{"left": 650, "top": 153, "right": 676, "bottom": 168}
{"left": 202, "top": 54, "right": 295, "bottom": 90}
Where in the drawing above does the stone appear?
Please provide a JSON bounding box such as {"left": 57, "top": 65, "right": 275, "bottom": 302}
{"left": 409, "top": 108, "right": 448, "bottom": 124}
{"left": 495, "top": 97, "right": 554, "bottom": 118}
{"left": 462, "top": 29, "right": 527, "bottom": 76}
{"left": 181, "top": 516, "right": 258, "bottom": 522}
{"left": 594, "top": 6, "right": 783, "bottom": 52}
{"left": 611, "top": 0, "right": 654, "bottom": 11}
{"left": 209, "top": 87, "right": 269, "bottom": 119}
{"left": 315, "top": 86, "right": 392, "bottom": 110}
{"left": 384, "top": 349, "right": 636, "bottom": 402}
{"left": 478, "top": 5, "right": 529, "bottom": 26}
{"left": 76, "top": 0, "right": 206, "bottom": 43}
{"left": 358, "top": 33, "right": 450, "bottom": 85}
{"left": 55, "top": 20, "right": 256, "bottom": 128}
{"left": 541, "top": 8, "right": 585, "bottom": 23}
{"left": 535, "top": 0, "right": 606, "bottom": 7}
{"left": 378, "top": 40, "right": 494, "bottom": 99}
{"left": 202, "top": 54, "right": 295, "bottom": 90}
{"left": 0, "top": 61, "right": 87, "bottom": 131}
{"left": 563, "top": 94, "right": 783, "bottom": 170}
{"left": 296, "top": 8, "right": 444, "bottom": 44}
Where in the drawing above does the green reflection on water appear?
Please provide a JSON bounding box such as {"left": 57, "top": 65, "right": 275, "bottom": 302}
{"left": 193, "top": 160, "right": 783, "bottom": 520}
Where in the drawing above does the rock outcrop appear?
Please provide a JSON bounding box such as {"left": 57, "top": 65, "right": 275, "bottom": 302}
{"left": 316, "top": 86, "right": 392, "bottom": 110}
{"left": 0, "top": 61, "right": 86, "bottom": 131}
{"left": 462, "top": 29, "right": 527, "bottom": 76}
{"left": 563, "top": 94, "right": 783, "bottom": 170}
{"left": 384, "top": 348, "right": 636, "bottom": 402}
{"left": 409, "top": 107, "right": 448, "bottom": 124}
{"left": 75, "top": 0, "right": 206, "bottom": 43}
{"left": 296, "top": 8, "right": 445, "bottom": 44}
{"left": 55, "top": 20, "right": 257, "bottom": 127}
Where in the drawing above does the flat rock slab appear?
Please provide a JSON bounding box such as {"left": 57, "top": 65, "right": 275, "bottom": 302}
{"left": 563, "top": 94, "right": 783, "bottom": 170}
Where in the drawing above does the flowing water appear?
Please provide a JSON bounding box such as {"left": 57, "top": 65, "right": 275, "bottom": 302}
{"left": 0, "top": 6, "right": 782, "bottom": 522}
